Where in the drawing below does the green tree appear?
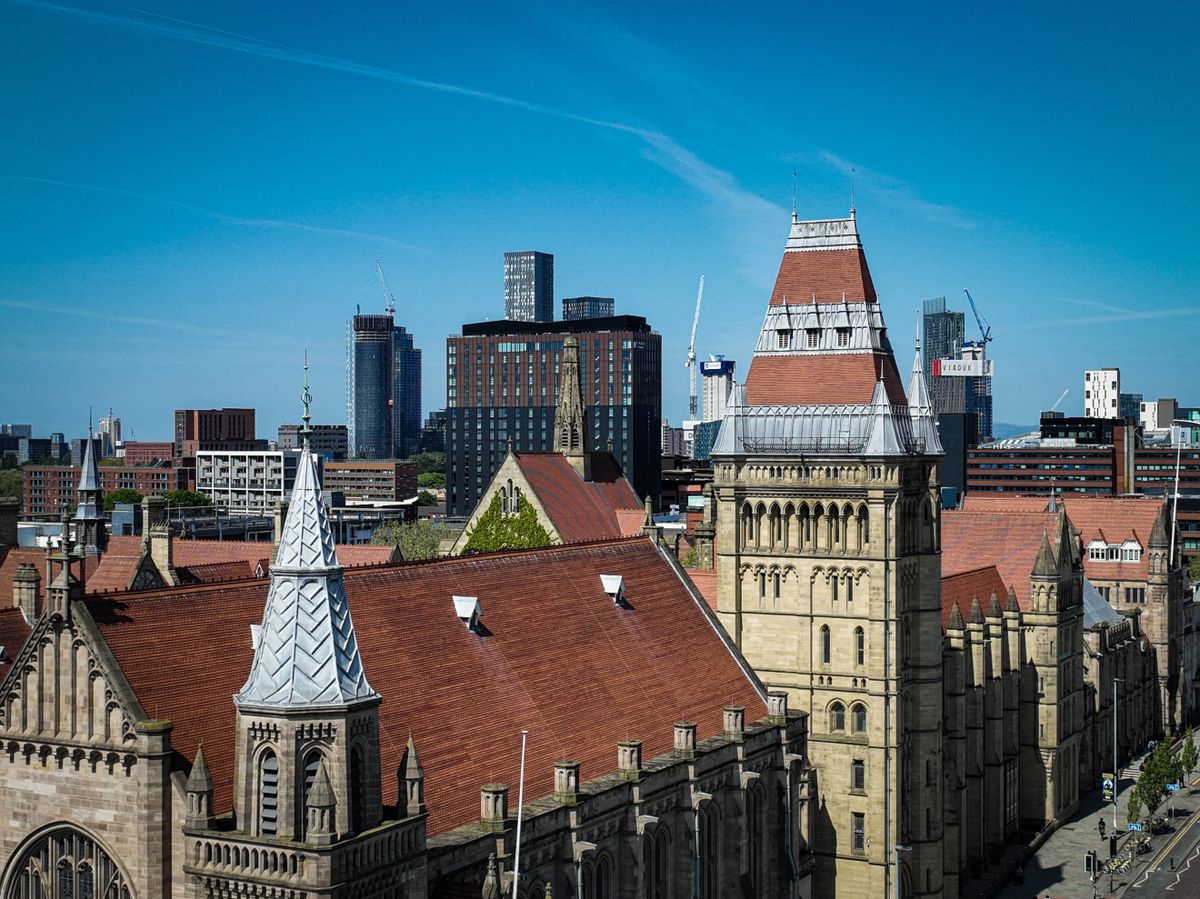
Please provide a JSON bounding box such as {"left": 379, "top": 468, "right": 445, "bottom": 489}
{"left": 417, "top": 490, "right": 437, "bottom": 506}
{"left": 410, "top": 452, "right": 445, "bottom": 475}
{"left": 1189, "top": 555, "right": 1200, "bottom": 581}
{"left": 1181, "top": 728, "right": 1199, "bottom": 780}
{"left": 369, "top": 519, "right": 452, "bottom": 561}
{"left": 0, "top": 468, "right": 21, "bottom": 500}
{"left": 462, "top": 492, "right": 551, "bottom": 554}
{"left": 417, "top": 471, "right": 443, "bottom": 489}
{"left": 680, "top": 547, "right": 699, "bottom": 568}
{"left": 103, "top": 489, "right": 144, "bottom": 511}
{"left": 163, "top": 489, "right": 213, "bottom": 508}
{"left": 1131, "top": 741, "right": 1182, "bottom": 821}
{"left": 1127, "top": 788, "right": 1143, "bottom": 826}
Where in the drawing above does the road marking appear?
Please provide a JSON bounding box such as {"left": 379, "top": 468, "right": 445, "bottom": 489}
{"left": 1163, "top": 840, "right": 1200, "bottom": 891}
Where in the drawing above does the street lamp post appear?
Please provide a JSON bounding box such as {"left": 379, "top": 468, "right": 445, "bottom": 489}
{"left": 894, "top": 844, "right": 911, "bottom": 899}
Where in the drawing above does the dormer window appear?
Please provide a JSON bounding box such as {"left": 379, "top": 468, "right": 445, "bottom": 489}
{"left": 836, "top": 328, "right": 850, "bottom": 348}
{"left": 1088, "top": 540, "right": 1141, "bottom": 563}
{"left": 453, "top": 595, "right": 483, "bottom": 632}
{"left": 777, "top": 330, "right": 791, "bottom": 350}
{"left": 806, "top": 329, "right": 819, "bottom": 348}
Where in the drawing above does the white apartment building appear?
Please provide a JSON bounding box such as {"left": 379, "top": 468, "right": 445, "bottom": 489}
{"left": 701, "top": 355, "right": 736, "bottom": 422}
{"left": 1084, "top": 367, "right": 1120, "bottom": 418}
{"left": 197, "top": 449, "right": 304, "bottom": 515}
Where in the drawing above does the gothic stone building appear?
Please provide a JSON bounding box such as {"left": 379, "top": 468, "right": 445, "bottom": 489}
{"left": 705, "top": 210, "right": 1184, "bottom": 899}
{"left": 0, "top": 440, "right": 816, "bottom": 898}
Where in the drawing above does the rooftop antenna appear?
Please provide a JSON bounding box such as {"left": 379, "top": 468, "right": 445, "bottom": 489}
{"left": 850, "top": 166, "right": 856, "bottom": 215}
{"left": 791, "top": 171, "right": 798, "bottom": 222}
{"left": 301, "top": 351, "right": 313, "bottom": 450}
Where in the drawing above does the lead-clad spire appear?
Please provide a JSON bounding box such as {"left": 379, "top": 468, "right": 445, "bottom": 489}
{"left": 73, "top": 430, "right": 107, "bottom": 556}
{"left": 236, "top": 374, "right": 377, "bottom": 709}
{"left": 907, "top": 338, "right": 943, "bottom": 454}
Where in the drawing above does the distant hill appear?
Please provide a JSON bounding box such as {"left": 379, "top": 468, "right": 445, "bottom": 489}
{"left": 993, "top": 422, "right": 1036, "bottom": 439}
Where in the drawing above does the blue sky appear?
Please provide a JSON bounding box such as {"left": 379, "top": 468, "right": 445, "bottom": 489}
{"left": 1, "top": 0, "right": 1197, "bottom": 440}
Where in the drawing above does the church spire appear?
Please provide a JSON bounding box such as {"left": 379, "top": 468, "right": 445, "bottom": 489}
{"left": 907, "top": 336, "right": 943, "bottom": 454}
{"left": 554, "top": 334, "right": 590, "bottom": 479}
{"left": 73, "top": 425, "right": 106, "bottom": 557}
{"left": 236, "top": 374, "right": 377, "bottom": 709}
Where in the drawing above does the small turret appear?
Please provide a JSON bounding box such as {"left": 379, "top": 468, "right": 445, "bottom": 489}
{"left": 967, "top": 596, "right": 986, "bottom": 626}
{"left": 305, "top": 760, "right": 337, "bottom": 847}
{"left": 946, "top": 601, "right": 965, "bottom": 634}
{"left": 185, "top": 746, "right": 216, "bottom": 830}
{"left": 986, "top": 591, "right": 1003, "bottom": 621}
{"left": 404, "top": 734, "right": 426, "bottom": 817}
{"left": 1032, "top": 531, "right": 1058, "bottom": 578}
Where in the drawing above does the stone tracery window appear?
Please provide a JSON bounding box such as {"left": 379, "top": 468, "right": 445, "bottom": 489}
{"left": 3, "top": 826, "right": 132, "bottom": 899}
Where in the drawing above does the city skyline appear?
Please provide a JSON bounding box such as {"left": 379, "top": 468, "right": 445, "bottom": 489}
{"left": 2, "top": 1, "right": 1197, "bottom": 438}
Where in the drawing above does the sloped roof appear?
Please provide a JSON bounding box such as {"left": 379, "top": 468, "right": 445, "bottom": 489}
{"left": 0, "top": 547, "right": 48, "bottom": 593}
{"left": 963, "top": 493, "right": 1165, "bottom": 581}
{"left": 942, "top": 509, "right": 1061, "bottom": 610}
{"left": 743, "top": 352, "right": 907, "bottom": 407}
{"left": 940, "top": 565, "right": 1009, "bottom": 632}
{"left": 768, "top": 215, "right": 877, "bottom": 306}
{"left": 85, "top": 555, "right": 144, "bottom": 593}
{"left": 514, "top": 452, "right": 642, "bottom": 543}
{"left": 85, "top": 538, "right": 764, "bottom": 836}
{"left": 0, "top": 607, "right": 30, "bottom": 677}
{"left": 1083, "top": 579, "right": 1124, "bottom": 628}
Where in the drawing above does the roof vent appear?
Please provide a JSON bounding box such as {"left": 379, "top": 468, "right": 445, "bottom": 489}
{"left": 600, "top": 574, "right": 627, "bottom": 606}
{"left": 453, "top": 595, "right": 482, "bottom": 631}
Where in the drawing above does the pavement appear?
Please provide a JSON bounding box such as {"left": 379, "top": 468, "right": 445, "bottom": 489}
{"left": 974, "top": 732, "right": 1200, "bottom": 899}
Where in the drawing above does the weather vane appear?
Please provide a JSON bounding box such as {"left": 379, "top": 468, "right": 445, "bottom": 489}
{"left": 301, "top": 351, "right": 313, "bottom": 449}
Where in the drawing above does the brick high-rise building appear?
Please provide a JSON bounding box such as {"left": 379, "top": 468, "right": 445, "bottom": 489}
{"left": 174, "top": 408, "right": 257, "bottom": 458}
{"left": 445, "top": 314, "right": 661, "bottom": 516}
{"left": 503, "top": 250, "right": 553, "bottom": 322}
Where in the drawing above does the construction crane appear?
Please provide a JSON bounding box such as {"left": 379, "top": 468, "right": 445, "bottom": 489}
{"left": 1049, "top": 389, "right": 1070, "bottom": 413}
{"left": 376, "top": 258, "right": 396, "bottom": 315}
{"left": 685, "top": 275, "right": 705, "bottom": 419}
{"left": 962, "top": 288, "right": 992, "bottom": 347}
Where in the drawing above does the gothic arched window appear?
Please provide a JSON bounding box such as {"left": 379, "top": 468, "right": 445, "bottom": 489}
{"left": 350, "top": 745, "right": 367, "bottom": 834}
{"left": 747, "top": 783, "right": 766, "bottom": 896}
{"left": 829, "top": 701, "right": 845, "bottom": 732}
{"left": 852, "top": 703, "right": 868, "bottom": 734}
{"left": 4, "top": 825, "right": 132, "bottom": 899}
{"left": 259, "top": 750, "right": 280, "bottom": 837}
{"left": 820, "top": 625, "right": 831, "bottom": 664}
{"left": 699, "top": 806, "right": 721, "bottom": 899}
{"left": 855, "top": 627, "right": 865, "bottom": 666}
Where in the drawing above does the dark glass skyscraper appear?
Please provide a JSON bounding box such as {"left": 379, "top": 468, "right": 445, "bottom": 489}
{"left": 503, "top": 251, "right": 554, "bottom": 322}
{"left": 349, "top": 313, "right": 422, "bottom": 459}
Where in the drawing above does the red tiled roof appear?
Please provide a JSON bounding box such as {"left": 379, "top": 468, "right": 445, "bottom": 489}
{"left": 769, "top": 248, "right": 878, "bottom": 306}
{"left": 85, "top": 538, "right": 764, "bottom": 837}
{"left": 178, "top": 561, "right": 259, "bottom": 584}
{"left": 744, "top": 352, "right": 908, "bottom": 406}
{"left": 86, "top": 555, "right": 143, "bottom": 593}
{"left": 940, "top": 566, "right": 1009, "bottom": 632}
{"left": 962, "top": 494, "right": 1165, "bottom": 582}
{"left": 0, "top": 547, "right": 47, "bottom": 592}
{"left": 103, "top": 536, "right": 395, "bottom": 568}
{"left": 687, "top": 569, "right": 718, "bottom": 612}
{"left": 0, "top": 607, "right": 31, "bottom": 678}
{"left": 942, "top": 509, "right": 1061, "bottom": 610}
{"left": 515, "top": 453, "right": 642, "bottom": 544}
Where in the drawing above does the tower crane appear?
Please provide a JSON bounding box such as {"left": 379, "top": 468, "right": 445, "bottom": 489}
{"left": 1049, "top": 389, "right": 1070, "bottom": 413}
{"left": 685, "top": 275, "right": 705, "bottom": 419}
{"left": 962, "top": 289, "right": 992, "bottom": 347}
{"left": 376, "top": 257, "right": 396, "bottom": 315}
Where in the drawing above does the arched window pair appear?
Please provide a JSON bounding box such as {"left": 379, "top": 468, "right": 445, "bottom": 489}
{"left": 699, "top": 808, "right": 721, "bottom": 899}
{"left": 820, "top": 625, "right": 865, "bottom": 666}
{"left": 642, "top": 828, "right": 670, "bottom": 899}
{"left": 829, "top": 701, "right": 868, "bottom": 733}
{"left": 580, "top": 852, "right": 615, "bottom": 899}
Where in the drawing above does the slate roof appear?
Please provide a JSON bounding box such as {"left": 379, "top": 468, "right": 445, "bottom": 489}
{"left": 1083, "top": 579, "right": 1125, "bottom": 628}
{"left": 84, "top": 537, "right": 765, "bottom": 836}
{"left": 939, "top": 565, "right": 1009, "bottom": 632}
{"left": 514, "top": 452, "right": 643, "bottom": 543}
{"left": 942, "top": 509, "right": 1061, "bottom": 610}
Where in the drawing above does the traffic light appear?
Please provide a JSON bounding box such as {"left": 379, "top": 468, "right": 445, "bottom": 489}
{"left": 1085, "top": 850, "right": 1098, "bottom": 875}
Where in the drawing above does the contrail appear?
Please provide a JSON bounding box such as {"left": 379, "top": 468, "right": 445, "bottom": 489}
{"left": 10, "top": 0, "right": 654, "bottom": 140}
{"left": 4, "top": 175, "right": 421, "bottom": 250}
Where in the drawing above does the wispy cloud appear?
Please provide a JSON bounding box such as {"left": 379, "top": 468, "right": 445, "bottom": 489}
{"left": 11, "top": 0, "right": 790, "bottom": 275}
{"left": 0, "top": 297, "right": 230, "bottom": 336}
{"left": 4, "top": 175, "right": 421, "bottom": 250}
{"left": 814, "top": 151, "right": 977, "bottom": 230}
{"left": 1007, "top": 297, "right": 1200, "bottom": 331}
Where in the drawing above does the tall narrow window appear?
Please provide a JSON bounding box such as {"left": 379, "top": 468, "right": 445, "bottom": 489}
{"left": 777, "top": 330, "right": 791, "bottom": 349}
{"left": 830, "top": 702, "right": 845, "bottom": 732}
{"left": 855, "top": 627, "right": 865, "bottom": 666}
{"left": 350, "top": 746, "right": 366, "bottom": 834}
{"left": 747, "top": 785, "right": 765, "bottom": 896}
{"left": 301, "top": 751, "right": 322, "bottom": 836}
{"left": 773, "top": 571, "right": 781, "bottom": 599}
{"left": 853, "top": 703, "right": 868, "bottom": 733}
{"left": 831, "top": 576, "right": 839, "bottom": 603}
{"left": 821, "top": 625, "right": 831, "bottom": 664}
{"left": 851, "top": 759, "right": 865, "bottom": 791}
{"left": 851, "top": 812, "right": 866, "bottom": 852}
{"left": 846, "top": 576, "right": 854, "bottom": 603}
{"left": 758, "top": 571, "right": 767, "bottom": 599}
{"left": 700, "top": 809, "right": 720, "bottom": 899}
{"left": 259, "top": 751, "right": 279, "bottom": 837}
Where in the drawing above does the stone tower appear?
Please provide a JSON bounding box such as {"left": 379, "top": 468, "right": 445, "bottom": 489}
{"left": 1144, "top": 511, "right": 1179, "bottom": 731}
{"left": 73, "top": 434, "right": 107, "bottom": 559}
{"left": 554, "top": 334, "right": 590, "bottom": 479}
{"left": 711, "top": 210, "right": 946, "bottom": 898}
{"left": 230, "top": 440, "right": 384, "bottom": 840}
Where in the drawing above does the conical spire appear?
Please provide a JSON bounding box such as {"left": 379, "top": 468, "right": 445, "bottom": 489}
{"left": 906, "top": 337, "right": 943, "bottom": 454}
{"left": 1033, "top": 530, "right": 1058, "bottom": 578}
{"left": 1004, "top": 585, "right": 1021, "bottom": 613}
{"left": 554, "top": 335, "right": 586, "bottom": 458}
{"left": 967, "top": 596, "right": 985, "bottom": 625}
{"left": 308, "top": 760, "right": 336, "bottom": 809}
{"left": 987, "top": 591, "right": 1003, "bottom": 620}
{"left": 186, "top": 745, "right": 213, "bottom": 792}
{"left": 405, "top": 734, "right": 424, "bottom": 779}
{"left": 1149, "top": 510, "right": 1169, "bottom": 549}
{"left": 237, "top": 373, "right": 377, "bottom": 709}
{"left": 73, "top": 432, "right": 107, "bottom": 556}
{"left": 946, "top": 601, "right": 965, "bottom": 632}
{"left": 863, "top": 378, "right": 906, "bottom": 455}
{"left": 305, "top": 758, "right": 337, "bottom": 846}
